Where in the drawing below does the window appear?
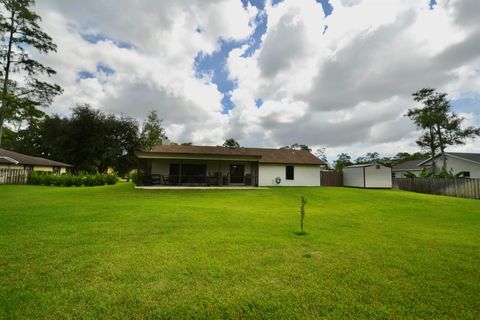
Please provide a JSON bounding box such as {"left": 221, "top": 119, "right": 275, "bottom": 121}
{"left": 53, "top": 166, "right": 61, "bottom": 174}
{"left": 461, "top": 171, "right": 470, "bottom": 178}
{"left": 286, "top": 166, "right": 294, "bottom": 180}
{"left": 24, "top": 165, "right": 33, "bottom": 172}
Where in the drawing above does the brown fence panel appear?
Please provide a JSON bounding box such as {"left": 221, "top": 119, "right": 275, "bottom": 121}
{"left": 321, "top": 171, "right": 343, "bottom": 187}
{"left": 0, "top": 168, "right": 27, "bottom": 185}
{"left": 393, "top": 178, "right": 480, "bottom": 200}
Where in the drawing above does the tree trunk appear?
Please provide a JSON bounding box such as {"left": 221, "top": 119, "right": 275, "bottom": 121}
{"left": 436, "top": 124, "right": 447, "bottom": 170}
{"left": 428, "top": 126, "right": 437, "bottom": 173}
{"left": 0, "top": 10, "right": 16, "bottom": 146}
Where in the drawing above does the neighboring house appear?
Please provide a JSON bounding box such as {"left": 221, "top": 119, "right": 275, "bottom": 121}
{"left": 418, "top": 152, "right": 480, "bottom": 178}
{"left": 0, "top": 148, "right": 72, "bottom": 173}
{"left": 392, "top": 160, "right": 431, "bottom": 178}
{"left": 136, "top": 145, "right": 327, "bottom": 187}
{"left": 343, "top": 163, "right": 392, "bottom": 188}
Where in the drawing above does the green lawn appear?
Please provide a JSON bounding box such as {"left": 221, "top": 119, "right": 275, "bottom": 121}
{"left": 1, "top": 184, "right": 479, "bottom": 319}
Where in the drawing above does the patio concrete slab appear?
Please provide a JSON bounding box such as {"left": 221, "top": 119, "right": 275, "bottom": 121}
{"left": 135, "top": 186, "right": 267, "bottom": 190}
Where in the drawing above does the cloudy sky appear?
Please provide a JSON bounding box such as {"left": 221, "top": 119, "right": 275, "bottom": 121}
{"left": 33, "top": 0, "right": 480, "bottom": 161}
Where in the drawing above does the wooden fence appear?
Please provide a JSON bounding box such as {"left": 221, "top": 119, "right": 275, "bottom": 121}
{"left": 0, "top": 168, "right": 27, "bottom": 185}
{"left": 321, "top": 171, "right": 343, "bottom": 187}
{"left": 393, "top": 178, "right": 480, "bottom": 200}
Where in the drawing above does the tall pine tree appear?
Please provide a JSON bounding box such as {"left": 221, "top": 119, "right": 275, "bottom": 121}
{"left": 407, "top": 88, "right": 480, "bottom": 170}
{"left": 0, "top": 0, "right": 62, "bottom": 146}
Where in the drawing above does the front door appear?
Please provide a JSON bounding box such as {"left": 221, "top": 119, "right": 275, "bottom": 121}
{"left": 229, "top": 164, "right": 244, "bottom": 184}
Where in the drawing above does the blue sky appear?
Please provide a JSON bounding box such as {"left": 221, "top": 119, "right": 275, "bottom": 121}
{"left": 194, "top": 0, "right": 333, "bottom": 113}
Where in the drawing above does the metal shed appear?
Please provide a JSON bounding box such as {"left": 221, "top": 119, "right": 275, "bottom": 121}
{"left": 343, "top": 164, "right": 392, "bottom": 188}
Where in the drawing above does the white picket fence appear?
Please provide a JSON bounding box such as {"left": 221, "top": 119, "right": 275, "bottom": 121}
{"left": 0, "top": 168, "right": 28, "bottom": 185}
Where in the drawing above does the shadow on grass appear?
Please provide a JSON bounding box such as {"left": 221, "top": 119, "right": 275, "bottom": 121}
{"left": 294, "top": 231, "right": 308, "bottom": 236}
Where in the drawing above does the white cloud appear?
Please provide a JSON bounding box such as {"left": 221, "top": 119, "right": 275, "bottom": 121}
{"left": 23, "top": 0, "right": 480, "bottom": 159}
{"left": 226, "top": 0, "right": 480, "bottom": 159}
{"left": 32, "top": 0, "right": 257, "bottom": 144}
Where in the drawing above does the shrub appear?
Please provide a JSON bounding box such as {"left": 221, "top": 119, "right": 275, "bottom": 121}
{"left": 72, "top": 174, "right": 84, "bottom": 186}
{"left": 53, "top": 174, "right": 64, "bottom": 186}
{"left": 130, "top": 170, "right": 137, "bottom": 184}
{"left": 42, "top": 173, "right": 53, "bottom": 186}
{"left": 436, "top": 167, "right": 454, "bottom": 179}
{"left": 83, "top": 174, "right": 97, "bottom": 187}
{"left": 28, "top": 172, "right": 41, "bottom": 185}
{"left": 104, "top": 174, "right": 118, "bottom": 185}
{"left": 94, "top": 174, "right": 105, "bottom": 186}
{"left": 63, "top": 174, "right": 74, "bottom": 187}
{"left": 27, "top": 172, "right": 117, "bottom": 187}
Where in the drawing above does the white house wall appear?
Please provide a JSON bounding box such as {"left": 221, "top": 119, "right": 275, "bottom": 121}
{"left": 431, "top": 156, "right": 480, "bottom": 178}
{"left": 258, "top": 164, "right": 320, "bottom": 186}
{"left": 33, "top": 166, "right": 54, "bottom": 172}
{"left": 343, "top": 167, "right": 365, "bottom": 188}
{"left": 392, "top": 170, "right": 422, "bottom": 178}
{"left": 365, "top": 165, "right": 392, "bottom": 188}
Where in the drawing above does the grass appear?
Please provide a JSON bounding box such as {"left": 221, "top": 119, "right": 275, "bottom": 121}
{"left": 1, "top": 183, "right": 479, "bottom": 319}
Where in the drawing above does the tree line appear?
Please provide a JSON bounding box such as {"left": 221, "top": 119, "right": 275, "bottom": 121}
{"left": 2, "top": 106, "right": 167, "bottom": 175}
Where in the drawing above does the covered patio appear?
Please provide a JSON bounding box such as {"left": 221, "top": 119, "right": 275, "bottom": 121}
{"left": 136, "top": 153, "right": 260, "bottom": 187}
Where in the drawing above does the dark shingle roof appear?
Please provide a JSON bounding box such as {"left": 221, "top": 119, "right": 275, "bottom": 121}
{"left": 418, "top": 152, "right": 480, "bottom": 166}
{"left": 392, "top": 160, "right": 429, "bottom": 171}
{"left": 0, "top": 148, "right": 72, "bottom": 167}
{"left": 140, "top": 145, "right": 325, "bottom": 165}
{"left": 447, "top": 152, "right": 480, "bottom": 164}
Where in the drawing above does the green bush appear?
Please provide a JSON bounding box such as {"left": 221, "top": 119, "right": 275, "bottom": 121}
{"left": 43, "top": 174, "right": 53, "bottom": 186}
{"left": 72, "top": 174, "right": 84, "bottom": 186}
{"left": 27, "top": 171, "right": 118, "bottom": 187}
{"left": 53, "top": 174, "right": 64, "bottom": 186}
{"left": 28, "top": 172, "right": 41, "bottom": 185}
{"left": 83, "top": 174, "right": 96, "bottom": 187}
{"left": 130, "top": 171, "right": 138, "bottom": 184}
{"left": 94, "top": 174, "right": 105, "bottom": 186}
{"left": 104, "top": 174, "right": 118, "bottom": 185}
{"left": 63, "top": 174, "right": 74, "bottom": 187}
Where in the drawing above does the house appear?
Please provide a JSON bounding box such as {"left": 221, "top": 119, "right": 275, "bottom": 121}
{"left": 0, "top": 148, "right": 72, "bottom": 173}
{"left": 392, "top": 160, "right": 431, "bottom": 178}
{"left": 418, "top": 152, "right": 480, "bottom": 178}
{"left": 343, "top": 163, "right": 392, "bottom": 188}
{"left": 136, "top": 145, "right": 327, "bottom": 187}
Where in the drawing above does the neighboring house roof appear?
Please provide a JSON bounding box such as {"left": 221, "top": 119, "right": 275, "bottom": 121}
{"left": 418, "top": 152, "right": 480, "bottom": 166}
{"left": 0, "top": 148, "right": 72, "bottom": 167}
{"left": 392, "top": 160, "right": 429, "bottom": 171}
{"left": 0, "top": 156, "right": 19, "bottom": 165}
{"left": 140, "top": 145, "right": 326, "bottom": 165}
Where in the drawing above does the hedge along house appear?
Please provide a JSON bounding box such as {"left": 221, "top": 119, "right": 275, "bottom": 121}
{"left": 343, "top": 163, "right": 392, "bottom": 188}
{"left": 136, "top": 145, "right": 327, "bottom": 187}
{"left": 0, "top": 148, "right": 72, "bottom": 173}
